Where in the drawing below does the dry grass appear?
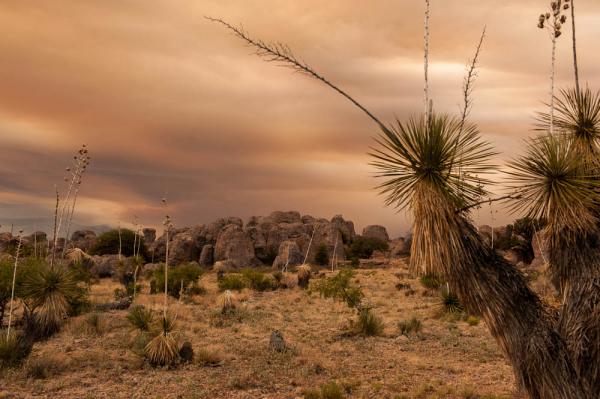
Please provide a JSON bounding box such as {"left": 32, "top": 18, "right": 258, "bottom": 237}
{"left": 0, "top": 263, "right": 518, "bottom": 398}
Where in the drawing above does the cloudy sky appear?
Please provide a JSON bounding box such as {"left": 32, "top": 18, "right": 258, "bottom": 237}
{"left": 1, "top": 0, "right": 599, "bottom": 237}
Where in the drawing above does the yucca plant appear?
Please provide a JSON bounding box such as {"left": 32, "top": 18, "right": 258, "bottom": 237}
{"left": 144, "top": 315, "right": 179, "bottom": 367}
{"left": 127, "top": 305, "right": 154, "bottom": 332}
{"left": 21, "top": 263, "right": 81, "bottom": 338}
{"left": 0, "top": 330, "right": 32, "bottom": 368}
{"left": 438, "top": 285, "right": 464, "bottom": 316}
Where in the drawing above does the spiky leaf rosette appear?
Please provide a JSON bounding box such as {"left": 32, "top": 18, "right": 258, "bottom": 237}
{"left": 507, "top": 134, "right": 600, "bottom": 240}
{"left": 536, "top": 87, "right": 600, "bottom": 152}
{"left": 144, "top": 315, "right": 179, "bottom": 367}
{"left": 22, "top": 264, "right": 80, "bottom": 337}
{"left": 370, "top": 114, "right": 496, "bottom": 274}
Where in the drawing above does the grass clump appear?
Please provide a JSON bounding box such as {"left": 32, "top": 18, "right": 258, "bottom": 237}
{"left": 23, "top": 354, "right": 68, "bottom": 379}
{"left": 84, "top": 312, "right": 105, "bottom": 336}
{"left": 397, "top": 317, "right": 423, "bottom": 336}
{"left": 195, "top": 347, "right": 224, "bottom": 367}
{"left": 419, "top": 273, "right": 443, "bottom": 290}
{"left": 297, "top": 264, "right": 312, "bottom": 289}
{"left": 0, "top": 332, "right": 32, "bottom": 369}
{"left": 303, "top": 381, "right": 346, "bottom": 399}
{"left": 466, "top": 315, "right": 480, "bottom": 326}
{"left": 127, "top": 305, "right": 154, "bottom": 331}
{"left": 354, "top": 309, "right": 384, "bottom": 337}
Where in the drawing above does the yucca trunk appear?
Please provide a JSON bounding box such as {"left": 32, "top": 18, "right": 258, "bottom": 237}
{"left": 415, "top": 188, "right": 587, "bottom": 398}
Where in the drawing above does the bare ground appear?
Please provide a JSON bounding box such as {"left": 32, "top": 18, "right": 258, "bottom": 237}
{"left": 1, "top": 259, "right": 518, "bottom": 398}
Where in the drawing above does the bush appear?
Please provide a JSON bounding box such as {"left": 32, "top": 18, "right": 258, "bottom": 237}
{"left": 346, "top": 236, "right": 389, "bottom": 259}
{"left": 127, "top": 305, "right": 154, "bottom": 331}
{"left": 354, "top": 309, "right": 384, "bottom": 336}
{"left": 315, "top": 244, "right": 329, "bottom": 266}
{"left": 196, "top": 347, "right": 225, "bottom": 367}
{"left": 312, "top": 269, "right": 363, "bottom": 309}
{"left": 466, "top": 315, "right": 480, "bottom": 326}
{"left": 90, "top": 229, "right": 148, "bottom": 259}
{"left": 397, "top": 317, "right": 423, "bottom": 336}
{"left": 241, "top": 269, "right": 274, "bottom": 291}
{"left": 152, "top": 263, "right": 203, "bottom": 299}
{"left": 218, "top": 274, "right": 246, "bottom": 291}
{"left": 420, "top": 273, "right": 443, "bottom": 290}
{"left": 0, "top": 332, "right": 32, "bottom": 368}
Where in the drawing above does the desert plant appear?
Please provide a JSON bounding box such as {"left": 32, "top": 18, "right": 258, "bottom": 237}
{"left": 21, "top": 262, "right": 84, "bottom": 338}
{"left": 0, "top": 331, "right": 32, "bottom": 368}
{"left": 439, "top": 286, "right": 464, "bottom": 316}
{"left": 217, "top": 273, "right": 246, "bottom": 291}
{"left": 241, "top": 269, "right": 274, "bottom": 291}
{"left": 419, "top": 273, "right": 443, "bottom": 290}
{"left": 127, "top": 305, "right": 154, "bottom": 332}
{"left": 297, "top": 264, "right": 312, "bottom": 289}
{"left": 24, "top": 354, "right": 68, "bottom": 379}
{"left": 312, "top": 269, "right": 363, "bottom": 309}
{"left": 144, "top": 316, "right": 180, "bottom": 367}
{"left": 195, "top": 347, "right": 224, "bottom": 367}
{"left": 346, "top": 236, "right": 389, "bottom": 259}
{"left": 398, "top": 317, "right": 423, "bottom": 336}
{"left": 466, "top": 316, "right": 480, "bottom": 326}
{"left": 5, "top": 231, "right": 23, "bottom": 338}
{"left": 314, "top": 244, "right": 329, "bottom": 266}
{"left": 151, "top": 262, "right": 203, "bottom": 299}
{"left": 354, "top": 309, "right": 384, "bottom": 337}
{"left": 218, "top": 290, "right": 236, "bottom": 315}
{"left": 84, "top": 312, "right": 105, "bottom": 336}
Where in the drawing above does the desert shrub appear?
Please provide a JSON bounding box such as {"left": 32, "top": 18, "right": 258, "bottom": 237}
{"left": 419, "top": 273, "right": 443, "bottom": 290}
{"left": 439, "top": 286, "right": 464, "bottom": 315}
{"left": 196, "top": 347, "right": 224, "bottom": 367}
{"left": 218, "top": 274, "right": 245, "bottom": 291}
{"left": 218, "top": 290, "right": 236, "bottom": 315}
{"left": 303, "top": 381, "right": 346, "bottom": 399}
{"left": 241, "top": 269, "right": 274, "bottom": 291}
{"left": 90, "top": 229, "right": 148, "bottom": 259}
{"left": 346, "top": 236, "right": 389, "bottom": 259}
{"left": 152, "top": 263, "right": 203, "bottom": 299}
{"left": 297, "top": 264, "right": 312, "bottom": 289}
{"left": 312, "top": 269, "right": 363, "bottom": 309}
{"left": 466, "top": 315, "right": 480, "bottom": 326}
{"left": 84, "top": 312, "right": 105, "bottom": 336}
{"left": 349, "top": 257, "right": 360, "bottom": 267}
{"left": 127, "top": 305, "right": 154, "bottom": 331}
{"left": 0, "top": 332, "right": 32, "bottom": 368}
{"left": 21, "top": 263, "right": 86, "bottom": 338}
{"left": 23, "top": 354, "right": 68, "bottom": 379}
{"left": 315, "top": 244, "right": 329, "bottom": 266}
{"left": 354, "top": 309, "right": 384, "bottom": 336}
{"left": 144, "top": 316, "right": 180, "bottom": 367}
{"left": 398, "top": 317, "right": 423, "bottom": 336}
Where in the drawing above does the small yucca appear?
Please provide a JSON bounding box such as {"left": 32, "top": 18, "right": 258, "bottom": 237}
{"left": 297, "top": 264, "right": 312, "bottom": 289}
{"left": 127, "top": 305, "right": 154, "bottom": 332}
{"left": 144, "top": 316, "right": 179, "bottom": 367}
{"left": 438, "top": 286, "right": 464, "bottom": 315}
{"left": 217, "top": 290, "right": 236, "bottom": 315}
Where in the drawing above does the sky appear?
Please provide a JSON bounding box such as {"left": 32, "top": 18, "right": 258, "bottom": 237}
{"left": 1, "top": 0, "right": 599, "bottom": 237}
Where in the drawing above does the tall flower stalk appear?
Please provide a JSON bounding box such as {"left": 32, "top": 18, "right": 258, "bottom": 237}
{"left": 569, "top": 0, "right": 579, "bottom": 93}
{"left": 6, "top": 230, "right": 23, "bottom": 339}
{"left": 537, "top": 0, "right": 569, "bottom": 135}
{"left": 423, "top": 0, "right": 431, "bottom": 123}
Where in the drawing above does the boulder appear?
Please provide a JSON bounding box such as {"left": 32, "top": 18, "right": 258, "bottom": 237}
{"left": 69, "top": 230, "right": 97, "bottom": 252}
{"left": 269, "top": 211, "right": 302, "bottom": 224}
{"left": 89, "top": 254, "right": 123, "bottom": 278}
{"left": 362, "top": 225, "right": 390, "bottom": 242}
{"left": 151, "top": 225, "right": 206, "bottom": 266}
{"left": 272, "top": 240, "right": 303, "bottom": 270}
{"left": 214, "top": 224, "right": 258, "bottom": 268}
{"left": 142, "top": 228, "right": 156, "bottom": 244}
{"left": 199, "top": 244, "right": 214, "bottom": 267}
{"left": 331, "top": 214, "right": 356, "bottom": 243}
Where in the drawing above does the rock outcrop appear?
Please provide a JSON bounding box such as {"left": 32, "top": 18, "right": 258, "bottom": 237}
{"left": 214, "top": 224, "right": 258, "bottom": 269}
{"left": 362, "top": 225, "right": 390, "bottom": 242}
{"left": 69, "top": 230, "right": 97, "bottom": 252}
{"left": 272, "top": 240, "right": 303, "bottom": 270}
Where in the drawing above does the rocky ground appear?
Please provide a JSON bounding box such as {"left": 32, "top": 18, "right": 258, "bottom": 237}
{"left": 1, "top": 259, "right": 518, "bottom": 399}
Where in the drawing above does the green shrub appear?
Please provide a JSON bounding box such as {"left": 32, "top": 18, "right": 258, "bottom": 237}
{"left": 90, "top": 229, "right": 148, "bottom": 259}
{"left": 315, "top": 244, "right": 329, "bottom": 266}
{"left": 218, "top": 274, "right": 246, "bottom": 291}
{"left": 241, "top": 269, "right": 274, "bottom": 291}
{"left": 152, "top": 263, "right": 203, "bottom": 298}
{"left": 355, "top": 309, "right": 384, "bottom": 336}
{"left": 311, "top": 269, "right": 363, "bottom": 309}
{"left": 397, "top": 317, "right": 423, "bottom": 336}
{"left": 466, "top": 315, "right": 480, "bottom": 326}
{"left": 0, "top": 332, "right": 32, "bottom": 368}
{"left": 419, "top": 273, "right": 443, "bottom": 290}
{"left": 127, "top": 305, "right": 154, "bottom": 332}
{"left": 346, "top": 236, "right": 389, "bottom": 259}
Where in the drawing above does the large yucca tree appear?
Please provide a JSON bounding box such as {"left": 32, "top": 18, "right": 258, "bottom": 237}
{"left": 209, "top": 17, "right": 591, "bottom": 398}
{"left": 511, "top": 90, "right": 600, "bottom": 397}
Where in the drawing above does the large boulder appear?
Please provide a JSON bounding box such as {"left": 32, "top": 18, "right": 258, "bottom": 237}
{"left": 89, "top": 254, "right": 123, "bottom": 278}
{"left": 214, "top": 224, "right": 258, "bottom": 268}
{"left": 151, "top": 225, "right": 206, "bottom": 266}
{"left": 272, "top": 240, "right": 303, "bottom": 270}
{"left": 331, "top": 214, "right": 356, "bottom": 243}
{"left": 362, "top": 225, "right": 390, "bottom": 242}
